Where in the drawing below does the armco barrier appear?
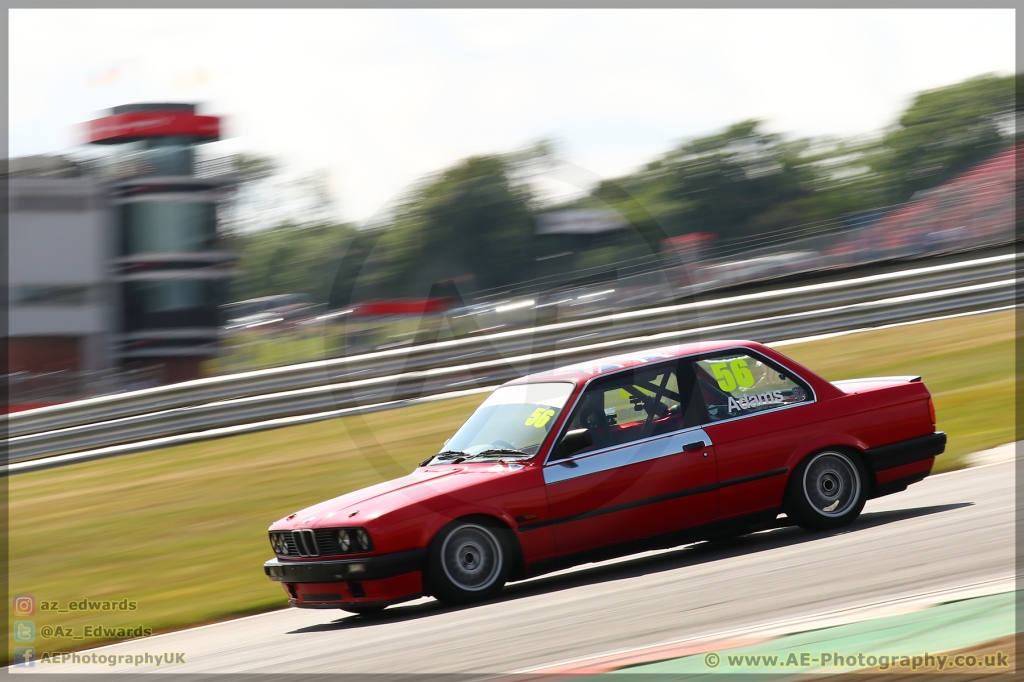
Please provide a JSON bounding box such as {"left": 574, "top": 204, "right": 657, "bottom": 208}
{"left": 5, "top": 253, "right": 1014, "bottom": 464}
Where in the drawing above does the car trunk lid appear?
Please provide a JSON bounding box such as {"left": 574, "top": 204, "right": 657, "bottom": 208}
{"left": 831, "top": 375, "right": 922, "bottom": 394}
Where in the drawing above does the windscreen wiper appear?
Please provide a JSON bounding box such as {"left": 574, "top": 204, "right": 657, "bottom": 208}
{"left": 420, "top": 450, "right": 469, "bottom": 466}
{"left": 465, "top": 448, "right": 530, "bottom": 459}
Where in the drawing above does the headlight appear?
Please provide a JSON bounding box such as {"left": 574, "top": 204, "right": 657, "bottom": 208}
{"left": 327, "top": 527, "right": 372, "bottom": 553}
{"left": 269, "top": 532, "right": 289, "bottom": 555}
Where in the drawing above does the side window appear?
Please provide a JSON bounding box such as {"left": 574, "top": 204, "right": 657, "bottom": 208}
{"left": 693, "top": 351, "right": 810, "bottom": 422}
{"left": 556, "top": 362, "right": 702, "bottom": 457}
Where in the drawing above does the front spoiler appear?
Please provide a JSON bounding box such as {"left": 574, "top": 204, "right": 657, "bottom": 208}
{"left": 264, "top": 549, "right": 426, "bottom": 583}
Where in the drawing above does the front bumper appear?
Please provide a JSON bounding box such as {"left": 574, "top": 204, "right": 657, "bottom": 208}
{"left": 265, "top": 549, "right": 427, "bottom": 608}
{"left": 281, "top": 573, "right": 424, "bottom": 608}
{"left": 264, "top": 548, "right": 426, "bottom": 583}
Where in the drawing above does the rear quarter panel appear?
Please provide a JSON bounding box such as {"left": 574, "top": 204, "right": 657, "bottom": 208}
{"left": 706, "top": 381, "right": 935, "bottom": 518}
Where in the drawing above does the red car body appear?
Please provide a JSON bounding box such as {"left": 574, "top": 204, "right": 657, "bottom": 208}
{"left": 265, "top": 340, "right": 944, "bottom": 611}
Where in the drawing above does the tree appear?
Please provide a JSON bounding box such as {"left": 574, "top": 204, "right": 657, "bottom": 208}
{"left": 220, "top": 154, "right": 354, "bottom": 304}
{"left": 216, "top": 153, "right": 278, "bottom": 234}
{"left": 572, "top": 73, "right": 1016, "bottom": 253}
{"left": 877, "top": 74, "right": 1014, "bottom": 201}
{"left": 369, "top": 151, "right": 542, "bottom": 297}
{"left": 231, "top": 222, "right": 357, "bottom": 302}
{"left": 588, "top": 120, "right": 818, "bottom": 247}
{"left": 228, "top": 72, "right": 1019, "bottom": 305}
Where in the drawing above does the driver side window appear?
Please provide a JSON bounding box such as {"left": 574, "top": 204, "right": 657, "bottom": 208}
{"left": 554, "top": 362, "right": 701, "bottom": 459}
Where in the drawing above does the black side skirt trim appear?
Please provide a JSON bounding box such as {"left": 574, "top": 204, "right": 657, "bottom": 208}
{"left": 720, "top": 467, "right": 789, "bottom": 489}
{"left": 864, "top": 432, "right": 946, "bottom": 473}
{"left": 520, "top": 467, "right": 788, "bottom": 532}
{"left": 525, "top": 509, "right": 782, "bottom": 578}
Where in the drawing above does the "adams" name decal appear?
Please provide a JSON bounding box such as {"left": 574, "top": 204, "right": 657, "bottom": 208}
{"left": 727, "top": 390, "right": 785, "bottom": 413}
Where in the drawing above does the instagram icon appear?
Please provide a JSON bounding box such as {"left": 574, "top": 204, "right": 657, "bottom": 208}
{"left": 13, "top": 595, "right": 34, "bottom": 616}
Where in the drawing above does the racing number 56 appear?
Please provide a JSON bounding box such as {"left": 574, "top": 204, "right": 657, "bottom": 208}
{"left": 525, "top": 407, "right": 556, "bottom": 428}
{"left": 710, "top": 358, "right": 755, "bottom": 392}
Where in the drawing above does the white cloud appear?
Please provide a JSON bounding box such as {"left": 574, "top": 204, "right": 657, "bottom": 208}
{"left": 9, "top": 8, "right": 1015, "bottom": 223}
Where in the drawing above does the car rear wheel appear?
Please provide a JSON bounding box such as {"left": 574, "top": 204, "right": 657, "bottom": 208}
{"left": 427, "top": 520, "right": 512, "bottom": 605}
{"left": 786, "top": 450, "right": 867, "bottom": 531}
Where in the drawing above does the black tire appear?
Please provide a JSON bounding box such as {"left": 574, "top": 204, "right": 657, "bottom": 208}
{"left": 426, "top": 519, "right": 513, "bottom": 605}
{"left": 785, "top": 449, "right": 867, "bottom": 531}
{"left": 339, "top": 604, "right": 386, "bottom": 615}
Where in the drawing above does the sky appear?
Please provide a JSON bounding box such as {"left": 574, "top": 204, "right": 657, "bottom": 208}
{"left": 9, "top": 8, "right": 1016, "bottom": 224}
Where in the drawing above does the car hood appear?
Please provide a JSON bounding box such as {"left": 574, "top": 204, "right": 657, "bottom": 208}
{"left": 270, "top": 462, "right": 528, "bottom": 530}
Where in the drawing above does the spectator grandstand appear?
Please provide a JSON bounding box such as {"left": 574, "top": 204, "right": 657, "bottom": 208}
{"left": 864, "top": 144, "right": 1015, "bottom": 255}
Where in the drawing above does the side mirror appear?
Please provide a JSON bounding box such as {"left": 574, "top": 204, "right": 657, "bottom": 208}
{"left": 557, "top": 428, "right": 593, "bottom": 460}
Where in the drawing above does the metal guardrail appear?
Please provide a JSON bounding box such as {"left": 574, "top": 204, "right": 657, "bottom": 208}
{"left": 6, "top": 253, "right": 1014, "bottom": 463}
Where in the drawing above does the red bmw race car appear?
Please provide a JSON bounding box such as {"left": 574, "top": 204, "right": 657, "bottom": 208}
{"left": 264, "top": 340, "right": 944, "bottom": 613}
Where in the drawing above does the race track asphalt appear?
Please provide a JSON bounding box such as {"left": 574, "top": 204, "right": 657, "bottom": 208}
{"left": 37, "top": 458, "right": 1015, "bottom": 676}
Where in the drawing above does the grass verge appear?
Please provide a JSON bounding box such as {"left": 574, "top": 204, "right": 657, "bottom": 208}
{"left": 9, "top": 310, "right": 1013, "bottom": 658}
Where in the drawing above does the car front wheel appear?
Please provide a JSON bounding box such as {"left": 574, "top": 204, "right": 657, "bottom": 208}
{"left": 786, "top": 449, "right": 867, "bottom": 531}
{"left": 427, "top": 520, "right": 512, "bottom": 605}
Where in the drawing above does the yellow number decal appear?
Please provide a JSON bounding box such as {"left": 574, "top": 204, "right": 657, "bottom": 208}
{"left": 731, "top": 358, "right": 755, "bottom": 388}
{"left": 525, "top": 408, "right": 555, "bottom": 428}
{"left": 710, "top": 362, "right": 736, "bottom": 392}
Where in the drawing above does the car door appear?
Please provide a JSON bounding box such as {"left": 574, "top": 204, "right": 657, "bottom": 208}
{"left": 689, "top": 348, "right": 814, "bottom": 520}
{"left": 542, "top": 360, "right": 720, "bottom": 556}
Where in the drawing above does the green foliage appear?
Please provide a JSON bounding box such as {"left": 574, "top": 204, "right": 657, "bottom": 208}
{"left": 230, "top": 222, "right": 356, "bottom": 302}
{"left": 368, "top": 152, "right": 541, "bottom": 297}
{"left": 876, "top": 73, "right": 1015, "bottom": 201}
{"left": 595, "top": 120, "right": 818, "bottom": 243}
{"left": 792, "top": 136, "right": 893, "bottom": 220}
{"left": 574, "top": 73, "right": 1014, "bottom": 253}
{"left": 228, "top": 72, "right": 1017, "bottom": 301}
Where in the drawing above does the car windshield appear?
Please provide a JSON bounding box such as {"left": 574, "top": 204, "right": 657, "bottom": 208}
{"left": 430, "top": 382, "right": 575, "bottom": 463}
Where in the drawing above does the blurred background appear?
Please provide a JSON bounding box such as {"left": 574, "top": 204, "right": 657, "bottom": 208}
{"left": 5, "top": 8, "right": 1017, "bottom": 410}
{"left": 6, "top": 9, "right": 1019, "bottom": 666}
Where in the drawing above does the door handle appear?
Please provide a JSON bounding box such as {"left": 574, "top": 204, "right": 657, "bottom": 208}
{"left": 682, "top": 440, "right": 706, "bottom": 452}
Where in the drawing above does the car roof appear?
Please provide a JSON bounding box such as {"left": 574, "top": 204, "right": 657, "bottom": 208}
{"left": 507, "top": 339, "right": 765, "bottom": 385}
